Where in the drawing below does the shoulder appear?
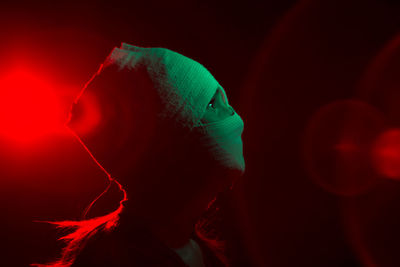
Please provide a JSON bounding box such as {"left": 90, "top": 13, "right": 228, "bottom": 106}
{"left": 192, "top": 233, "right": 228, "bottom": 267}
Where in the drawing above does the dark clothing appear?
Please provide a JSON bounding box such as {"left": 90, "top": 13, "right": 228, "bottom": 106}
{"left": 72, "top": 219, "right": 226, "bottom": 267}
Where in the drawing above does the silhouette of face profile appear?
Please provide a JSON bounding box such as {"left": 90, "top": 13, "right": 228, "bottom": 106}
{"left": 66, "top": 44, "right": 245, "bottom": 182}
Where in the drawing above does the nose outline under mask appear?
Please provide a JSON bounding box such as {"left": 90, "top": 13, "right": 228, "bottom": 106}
{"left": 196, "top": 107, "right": 245, "bottom": 174}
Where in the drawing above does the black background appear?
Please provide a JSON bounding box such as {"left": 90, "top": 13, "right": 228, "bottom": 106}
{"left": 0, "top": 0, "right": 400, "bottom": 266}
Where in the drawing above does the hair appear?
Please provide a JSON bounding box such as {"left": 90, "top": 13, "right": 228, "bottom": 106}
{"left": 31, "top": 128, "right": 230, "bottom": 267}
{"left": 31, "top": 54, "right": 231, "bottom": 267}
{"left": 30, "top": 128, "right": 128, "bottom": 267}
{"left": 195, "top": 195, "right": 230, "bottom": 266}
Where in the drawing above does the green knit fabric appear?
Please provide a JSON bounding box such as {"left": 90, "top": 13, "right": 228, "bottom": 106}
{"left": 72, "top": 43, "right": 245, "bottom": 173}
{"left": 105, "top": 43, "right": 219, "bottom": 129}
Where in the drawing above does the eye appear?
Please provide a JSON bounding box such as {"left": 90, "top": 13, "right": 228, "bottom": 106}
{"left": 208, "top": 98, "right": 216, "bottom": 109}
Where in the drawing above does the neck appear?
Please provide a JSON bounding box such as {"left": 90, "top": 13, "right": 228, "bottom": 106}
{"left": 119, "top": 166, "right": 232, "bottom": 249}
{"left": 147, "top": 187, "right": 217, "bottom": 249}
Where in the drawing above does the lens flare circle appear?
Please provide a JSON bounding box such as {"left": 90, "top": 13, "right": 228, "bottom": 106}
{"left": 65, "top": 90, "right": 101, "bottom": 137}
{"left": 303, "top": 99, "right": 385, "bottom": 196}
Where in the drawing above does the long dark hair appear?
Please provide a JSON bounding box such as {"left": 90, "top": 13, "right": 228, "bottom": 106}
{"left": 31, "top": 122, "right": 232, "bottom": 267}
{"left": 31, "top": 58, "right": 232, "bottom": 267}
{"left": 31, "top": 175, "right": 229, "bottom": 267}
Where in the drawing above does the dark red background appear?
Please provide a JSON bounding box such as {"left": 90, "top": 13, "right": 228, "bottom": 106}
{"left": 1, "top": 0, "right": 400, "bottom": 266}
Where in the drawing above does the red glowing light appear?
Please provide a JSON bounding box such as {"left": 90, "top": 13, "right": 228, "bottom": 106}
{"left": 65, "top": 89, "right": 101, "bottom": 137}
{"left": 0, "top": 68, "right": 63, "bottom": 143}
{"left": 302, "top": 100, "right": 384, "bottom": 196}
{"left": 372, "top": 129, "right": 400, "bottom": 180}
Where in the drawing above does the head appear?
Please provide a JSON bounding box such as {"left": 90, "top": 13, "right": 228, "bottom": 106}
{"left": 66, "top": 43, "right": 245, "bottom": 218}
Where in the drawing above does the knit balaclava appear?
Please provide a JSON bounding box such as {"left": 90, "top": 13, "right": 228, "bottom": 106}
{"left": 67, "top": 43, "right": 245, "bottom": 175}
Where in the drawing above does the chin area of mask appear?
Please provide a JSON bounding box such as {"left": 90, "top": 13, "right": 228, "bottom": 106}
{"left": 197, "top": 111, "right": 245, "bottom": 174}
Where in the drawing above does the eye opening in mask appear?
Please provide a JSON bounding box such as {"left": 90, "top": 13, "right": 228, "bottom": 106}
{"left": 208, "top": 97, "right": 217, "bottom": 109}
{"left": 206, "top": 88, "right": 230, "bottom": 109}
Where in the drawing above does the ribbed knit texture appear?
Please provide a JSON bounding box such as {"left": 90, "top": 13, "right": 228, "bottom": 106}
{"left": 105, "top": 43, "right": 219, "bottom": 129}
{"left": 101, "top": 42, "right": 245, "bottom": 172}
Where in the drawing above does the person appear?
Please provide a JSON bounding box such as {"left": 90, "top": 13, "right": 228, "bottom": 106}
{"left": 33, "top": 43, "right": 245, "bottom": 267}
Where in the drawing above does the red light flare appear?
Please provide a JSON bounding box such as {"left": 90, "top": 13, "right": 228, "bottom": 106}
{"left": 64, "top": 89, "right": 101, "bottom": 138}
{"left": 371, "top": 129, "right": 400, "bottom": 180}
{"left": 0, "top": 68, "right": 64, "bottom": 144}
{"left": 341, "top": 33, "right": 400, "bottom": 267}
{"left": 302, "top": 100, "right": 385, "bottom": 196}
